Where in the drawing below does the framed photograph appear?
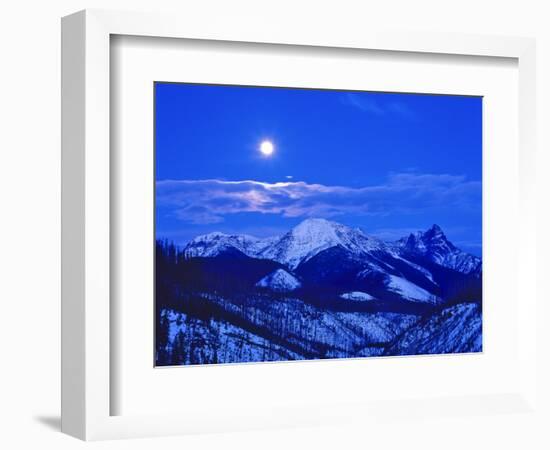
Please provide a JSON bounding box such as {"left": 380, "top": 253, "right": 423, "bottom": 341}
{"left": 154, "top": 82, "right": 483, "bottom": 367}
{"left": 62, "top": 9, "right": 538, "bottom": 441}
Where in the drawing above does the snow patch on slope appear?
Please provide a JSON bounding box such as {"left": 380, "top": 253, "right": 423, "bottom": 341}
{"left": 256, "top": 269, "right": 302, "bottom": 292}
{"left": 386, "top": 275, "right": 436, "bottom": 303}
{"left": 340, "top": 291, "right": 375, "bottom": 302}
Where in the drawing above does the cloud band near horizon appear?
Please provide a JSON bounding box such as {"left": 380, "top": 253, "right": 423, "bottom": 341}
{"left": 156, "top": 173, "right": 481, "bottom": 225}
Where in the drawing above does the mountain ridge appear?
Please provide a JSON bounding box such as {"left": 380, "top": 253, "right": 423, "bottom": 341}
{"left": 182, "top": 218, "right": 481, "bottom": 276}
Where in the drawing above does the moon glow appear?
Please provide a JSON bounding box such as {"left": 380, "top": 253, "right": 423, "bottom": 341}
{"left": 260, "top": 140, "right": 275, "bottom": 156}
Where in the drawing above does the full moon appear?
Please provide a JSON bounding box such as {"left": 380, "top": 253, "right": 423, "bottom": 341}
{"left": 259, "top": 140, "right": 275, "bottom": 156}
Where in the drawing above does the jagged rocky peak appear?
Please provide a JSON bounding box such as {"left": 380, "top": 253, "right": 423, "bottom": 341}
{"left": 428, "top": 223, "right": 443, "bottom": 233}
{"left": 397, "top": 224, "right": 481, "bottom": 275}
{"left": 400, "top": 224, "right": 454, "bottom": 254}
{"left": 423, "top": 224, "right": 455, "bottom": 245}
{"left": 256, "top": 269, "right": 302, "bottom": 292}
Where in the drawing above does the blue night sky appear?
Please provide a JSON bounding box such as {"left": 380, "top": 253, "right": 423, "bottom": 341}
{"left": 155, "top": 82, "right": 482, "bottom": 256}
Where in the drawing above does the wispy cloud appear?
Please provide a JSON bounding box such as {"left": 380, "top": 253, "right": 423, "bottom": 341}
{"left": 156, "top": 173, "right": 481, "bottom": 225}
{"left": 342, "top": 93, "right": 416, "bottom": 119}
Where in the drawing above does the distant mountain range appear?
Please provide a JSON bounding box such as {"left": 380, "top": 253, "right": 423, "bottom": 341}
{"left": 182, "top": 218, "right": 481, "bottom": 302}
{"left": 156, "top": 218, "right": 482, "bottom": 366}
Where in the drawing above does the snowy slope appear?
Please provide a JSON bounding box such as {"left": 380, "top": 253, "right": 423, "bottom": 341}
{"left": 385, "top": 302, "right": 482, "bottom": 355}
{"left": 157, "top": 296, "right": 422, "bottom": 365}
{"left": 160, "top": 309, "right": 304, "bottom": 365}
{"left": 256, "top": 269, "right": 302, "bottom": 292}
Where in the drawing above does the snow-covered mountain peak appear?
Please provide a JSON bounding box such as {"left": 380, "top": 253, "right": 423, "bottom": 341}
{"left": 292, "top": 217, "right": 339, "bottom": 232}
{"left": 288, "top": 218, "right": 349, "bottom": 245}
{"left": 287, "top": 218, "right": 360, "bottom": 246}
{"left": 183, "top": 232, "right": 271, "bottom": 258}
{"left": 193, "top": 231, "right": 229, "bottom": 241}
{"left": 259, "top": 218, "right": 385, "bottom": 269}
{"left": 182, "top": 218, "right": 388, "bottom": 269}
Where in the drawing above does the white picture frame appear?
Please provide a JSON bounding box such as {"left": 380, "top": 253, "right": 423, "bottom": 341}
{"left": 61, "top": 9, "right": 538, "bottom": 441}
